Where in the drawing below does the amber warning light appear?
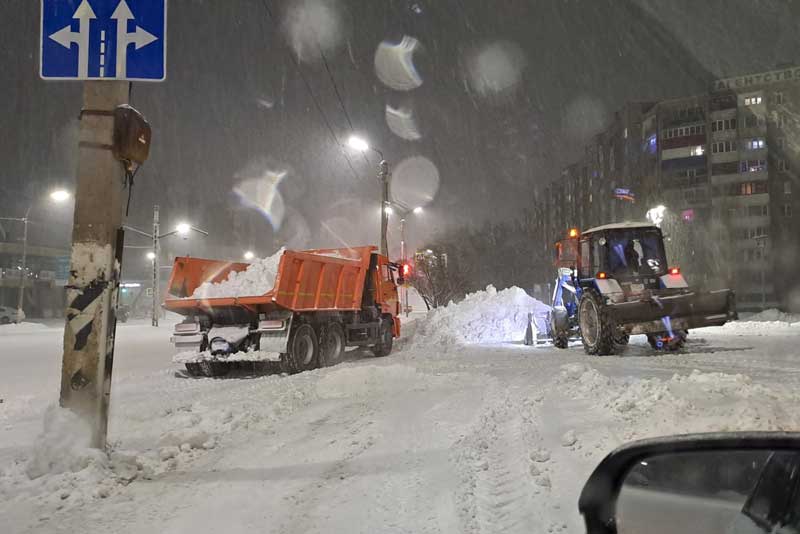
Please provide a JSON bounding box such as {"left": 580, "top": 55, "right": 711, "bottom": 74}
{"left": 669, "top": 267, "right": 681, "bottom": 275}
{"left": 568, "top": 228, "right": 579, "bottom": 238}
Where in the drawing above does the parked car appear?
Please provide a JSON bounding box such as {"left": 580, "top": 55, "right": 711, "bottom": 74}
{"left": 0, "top": 306, "right": 24, "bottom": 325}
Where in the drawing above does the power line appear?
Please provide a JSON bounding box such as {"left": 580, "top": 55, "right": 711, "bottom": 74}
{"left": 258, "top": 0, "right": 365, "bottom": 182}
{"left": 319, "top": 49, "right": 374, "bottom": 169}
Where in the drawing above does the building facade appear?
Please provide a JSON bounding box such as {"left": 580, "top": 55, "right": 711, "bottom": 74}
{"left": 533, "top": 66, "right": 800, "bottom": 311}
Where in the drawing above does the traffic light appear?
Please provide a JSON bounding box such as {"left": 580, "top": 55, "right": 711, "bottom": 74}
{"left": 402, "top": 263, "right": 411, "bottom": 277}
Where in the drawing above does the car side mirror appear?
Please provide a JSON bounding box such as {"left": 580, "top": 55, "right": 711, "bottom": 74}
{"left": 579, "top": 432, "right": 800, "bottom": 534}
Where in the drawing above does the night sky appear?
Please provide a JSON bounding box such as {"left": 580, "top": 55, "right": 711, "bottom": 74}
{"left": 2, "top": 0, "right": 799, "bottom": 279}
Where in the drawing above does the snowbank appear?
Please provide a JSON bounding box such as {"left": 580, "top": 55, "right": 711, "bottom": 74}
{"left": 556, "top": 363, "right": 800, "bottom": 440}
{"left": 191, "top": 248, "right": 285, "bottom": 299}
{"left": 743, "top": 308, "right": 800, "bottom": 324}
{"left": 412, "top": 285, "right": 550, "bottom": 347}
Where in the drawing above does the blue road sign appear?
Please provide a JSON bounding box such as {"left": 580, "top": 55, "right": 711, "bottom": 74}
{"left": 41, "top": 0, "right": 167, "bottom": 81}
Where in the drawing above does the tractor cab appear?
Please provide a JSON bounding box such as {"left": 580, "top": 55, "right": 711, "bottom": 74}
{"left": 578, "top": 223, "right": 671, "bottom": 292}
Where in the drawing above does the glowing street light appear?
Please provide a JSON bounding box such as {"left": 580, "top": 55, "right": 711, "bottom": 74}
{"left": 175, "top": 222, "right": 191, "bottom": 236}
{"left": 384, "top": 205, "right": 394, "bottom": 215}
{"left": 146, "top": 251, "right": 156, "bottom": 261}
{"left": 243, "top": 250, "right": 255, "bottom": 261}
{"left": 412, "top": 206, "right": 423, "bottom": 215}
{"left": 347, "top": 135, "right": 370, "bottom": 153}
{"left": 49, "top": 189, "right": 71, "bottom": 203}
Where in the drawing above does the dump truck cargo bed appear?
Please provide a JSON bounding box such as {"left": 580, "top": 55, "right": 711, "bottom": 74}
{"left": 163, "top": 246, "right": 377, "bottom": 315}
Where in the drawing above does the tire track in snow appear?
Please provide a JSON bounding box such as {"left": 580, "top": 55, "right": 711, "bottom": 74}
{"left": 452, "top": 383, "right": 542, "bottom": 534}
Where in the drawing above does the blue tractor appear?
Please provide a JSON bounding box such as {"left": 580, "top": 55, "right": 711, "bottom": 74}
{"left": 541, "top": 222, "right": 737, "bottom": 354}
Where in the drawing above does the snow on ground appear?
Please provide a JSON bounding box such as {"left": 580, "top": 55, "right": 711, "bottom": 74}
{"left": 413, "top": 285, "right": 550, "bottom": 348}
{"left": 191, "top": 248, "right": 285, "bottom": 299}
{"left": 1, "top": 294, "right": 799, "bottom": 533}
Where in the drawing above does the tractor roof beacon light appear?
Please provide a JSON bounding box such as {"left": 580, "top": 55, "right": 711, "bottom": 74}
{"left": 569, "top": 228, "right": 580, "bottom": 238}
{"left": 597, "top": 271, "right": 608, "bottom": 280}
{"left": 669, "top": 266, "right": 681, "bottom": 275}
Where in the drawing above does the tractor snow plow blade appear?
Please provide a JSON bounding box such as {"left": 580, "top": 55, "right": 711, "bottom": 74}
{"left": 607, "top": 289, "right": 737, "bottom": 335}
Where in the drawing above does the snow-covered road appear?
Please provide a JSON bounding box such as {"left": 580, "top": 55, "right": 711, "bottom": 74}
{"left": 1, "top": 316, "right": 799, "bottom": 534}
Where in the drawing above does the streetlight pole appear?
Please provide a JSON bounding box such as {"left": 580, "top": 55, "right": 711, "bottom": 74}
{"left": 346, "top": 136, "right": 391, "bottom": 257}
{"left": 124, "top": 211, "right": 208, "bottom": 327}
{"left": 379, "top": 159, "right": 390, "bottom": 257}
{"left": 16, "top": 206, "right": 31, "bottom": 322}
{"left": 1, "top": 190, "right": 71, "bottom": 322}
{"left": 152, "top": 205, "right": 160, "bottom": 327}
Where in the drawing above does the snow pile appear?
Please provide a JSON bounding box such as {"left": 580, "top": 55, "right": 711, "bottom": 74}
{"left": 0, "top": 322, "right": 50, "bottom": 332}
{"left": 557, "top": 364, "right": 800, "bottom": 441}
{"left": 191, "top": 247, "right": 284, "bottom": 299}
{"left": 24, "top": 406, "right": 107, "bottom": 480}
{"left": 744, "top": 308, "right": 800, "bottom": 324}
{"left": 413, "top": 285, "right": 550, "bottom": 347}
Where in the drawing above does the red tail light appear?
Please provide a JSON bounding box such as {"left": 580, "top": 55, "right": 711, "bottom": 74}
{"left": 597, "top": 271, "right": 608, "bottom": 279}
{"left": 402, "top": 263, "right": 411, "bottom": 276}
{"left": 669, "top": 267, "right": 680, "bottom": 275}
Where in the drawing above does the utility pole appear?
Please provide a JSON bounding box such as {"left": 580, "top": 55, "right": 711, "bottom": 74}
{"left": 16, "top": 208, "right": 31, "bottom": 322}
{"left": 60, "top": 81, "right": 129, "bottom": 449}
{"left": 151, "top": 205, "right": 160, "bottom": 326}
{"left": 379, "top": 159, "right": 390, "bottom": 257}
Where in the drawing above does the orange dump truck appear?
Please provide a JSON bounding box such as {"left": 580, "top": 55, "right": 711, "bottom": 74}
{"left": 164, "top": 246, "right": 402, "bottom": 376}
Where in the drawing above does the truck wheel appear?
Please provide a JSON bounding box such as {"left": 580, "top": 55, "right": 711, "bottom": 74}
{"left": 371, "top": 317, "right": 394, "bottom": 357}
{"left": 647, "top": 330, "right": 687, "bottom": 351}
{"left": 281, "top": 323, "right": 319, "bottom": 374}
{"left": 578, "top": 290, "right": 618, "bottom": 356}
{"left": 614, "top": 333, "right": 630, "bottom": 346}
{"left": 320, "top": 322, "right": 345, "bottom": 367}
{"left": 185, "top": 362, "right": 229, "bottom": 377}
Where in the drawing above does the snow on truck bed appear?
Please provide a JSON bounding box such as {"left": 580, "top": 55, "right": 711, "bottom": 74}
{"left": 190, "top": 248, "right": 285, "bottom": 299}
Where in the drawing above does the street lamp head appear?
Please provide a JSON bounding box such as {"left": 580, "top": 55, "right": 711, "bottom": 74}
{"left": 243, "top": 250, "right": 255, "bottom": 261}
{"left": 175, "top": 222, "right": 191, "bottom": 236}
{"left": 50, "top": 189, "right": 71, "bottom": 203}
{"left": 384, "top": 205, "right": 394, "bottom": 215}
{"left": 347, "top": 135, "right": 370, "bottom": 152}
{"left": 146, "top": 251, "right": 156, "bottom": 261}
{"left": 412, "top": 206, "right": 423, "bottom": 215}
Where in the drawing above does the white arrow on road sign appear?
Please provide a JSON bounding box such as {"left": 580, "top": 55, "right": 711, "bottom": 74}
{"left": 112, "top": 0, "right": 159, "bottom": 79}
{"left": 48, "top": 0, "right": 95, "bottom": 78}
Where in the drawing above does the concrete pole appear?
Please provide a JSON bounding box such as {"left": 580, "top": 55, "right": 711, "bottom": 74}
{"left": 16, "top": 208, "right": 30, "bottom": 322}
{"left": 152, "top": 205, "right": 160, "bottom": 327}
{"left": 378, "top": 160, "right": 390, "bottom": 257}
{"left": 60, "top": 81, "right": 129, "bottom": 449}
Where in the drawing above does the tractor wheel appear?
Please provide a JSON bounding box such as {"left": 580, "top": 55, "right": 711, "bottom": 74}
{"left": 185, "top": 361, "right": 230, "bottom": 377}
{"left": 549, "top": 310, "right": 569, "bottom": 350}
{"left": 281, "top": 323, "right": 319, "bottom": 374}
{"left": 320, "top": 322, "right": 346, "bottom": 367}
{"left": 647, "top": 330, "right": 687, "bottom": 352}
{"left": 371, "top": 317, "right": 394, "bottom": 357}
{"left": 578, "top": 290, "right": 618, "bottom": 356}
{"left": 614, "top": 333, "right": 630, "bottom": 346}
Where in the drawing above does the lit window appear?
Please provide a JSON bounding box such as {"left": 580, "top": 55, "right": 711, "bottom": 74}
{"left": 745, "top": 95, "right": 763, "bottom": 106}
{"left": 690, "top": 145, "right": 705, "bottom": 156}
{"left": 747, "top": 138, "right": 765, "bottom": 150}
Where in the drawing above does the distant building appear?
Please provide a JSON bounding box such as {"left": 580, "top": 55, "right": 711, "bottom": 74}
{"left": 534, "top": 66, "right": 800, "bottom": 311}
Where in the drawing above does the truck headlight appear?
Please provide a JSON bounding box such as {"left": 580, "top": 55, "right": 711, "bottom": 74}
{"left": 210, "top": 338, "right": 231, "bottom": 355}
